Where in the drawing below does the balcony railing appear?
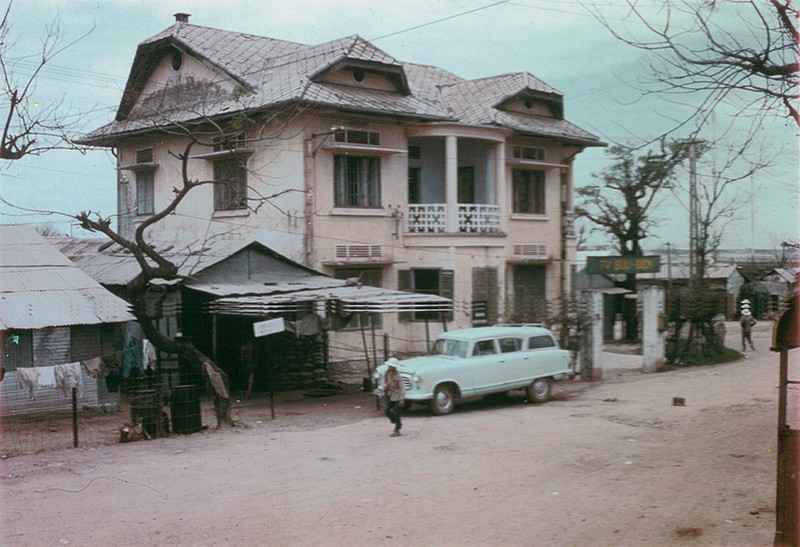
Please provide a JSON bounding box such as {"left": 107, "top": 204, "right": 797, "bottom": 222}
{"left": 407, "top": 203, "right": 501, "bottom": 234}
{"left": 458, "top": 204, "right": 501, "bottom": 233}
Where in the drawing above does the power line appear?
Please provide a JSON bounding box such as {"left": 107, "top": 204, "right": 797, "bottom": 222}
{"left": 370, "top": 0, "right": 512, "bottom": 41}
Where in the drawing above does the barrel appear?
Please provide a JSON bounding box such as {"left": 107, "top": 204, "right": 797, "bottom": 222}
{"left": 129, "top": 389, "right": 162, "bottom": 438}
{"left": 170, "top": 385, "right": 202, "bottom": 434}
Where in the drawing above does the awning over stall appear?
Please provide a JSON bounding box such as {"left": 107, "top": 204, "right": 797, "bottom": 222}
{"left": 206, "top": 283, "right": 452, "bottom": 316}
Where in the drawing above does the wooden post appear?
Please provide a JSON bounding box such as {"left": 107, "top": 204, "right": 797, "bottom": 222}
{"left": 383, "top": 333, "right": 389, "bottom": 362}
{"left": 71, "top": 387, "right": 78, "bottom": 448}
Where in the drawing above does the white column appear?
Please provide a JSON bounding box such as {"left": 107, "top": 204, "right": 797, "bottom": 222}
{"left": 642, "top": 286, "right": 666, "bottom": 372}
{"left": 590, "top": 291, "right": 604, "bottom": 381}
{"left": 445, "top": 135, "right": 458, "bottom": 233}
{"left": 494, "top": 142, "right": 506, "bottom": 233}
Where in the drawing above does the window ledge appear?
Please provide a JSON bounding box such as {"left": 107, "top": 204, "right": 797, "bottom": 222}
{"left": 331, "top": 208, "right": 388, "bottom": 217}
{"left": 507, "top": 159, "right": 565, "bottom": 169}
{"left": 323, "top": 143, "right": 405, "bottom": 155}
{"left": 190, "top": 148, "right": 254, "bottom": 160}
{"left": 510, "top": 213, "right": 548, "bottom": 221}
{"left": 120, "top": 162, "right": 159, "bottom": 171}
{"left": 213, "top": 209, "right": 249, "bottom": 218}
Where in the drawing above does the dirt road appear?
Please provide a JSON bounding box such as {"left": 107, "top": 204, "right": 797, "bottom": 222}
{"left": 2, "top": 322, "right": 791, "bottom": 546}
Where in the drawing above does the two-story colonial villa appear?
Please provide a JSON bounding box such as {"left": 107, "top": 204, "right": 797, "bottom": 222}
{"left": 79, "top": 14, "right": 603, "bottom": 357}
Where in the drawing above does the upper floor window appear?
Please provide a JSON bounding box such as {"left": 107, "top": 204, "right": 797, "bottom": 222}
{"left": 213, "top": 133, "right": 246, "bottom": 152}
{"left": 512, "top": 146, "right": 546, "bottom": 161}
{"left": 408, "top": 166, "right": 421, "bottom": 204}
{"left": 334, "top": 155, "right": 381, "bottom": 208}
{"left": 136, "top": 147, "right": 154, "bottom": 164}
{"left": 214, "top": 158, "right": 247, "bottom": 211}
{"left": 136, "top": 170, "right": 155, "bottom": 215}
{"left": 512, "top": 169, "right": 545, "bottom": 214}
{"left": 334, "top": 129, "right": 380, "bottom": 146}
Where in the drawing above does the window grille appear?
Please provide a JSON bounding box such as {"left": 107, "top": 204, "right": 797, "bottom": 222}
{"left": 136, "top": 148, "right": 154, "bottom": 164}
{"left": 334, "top": 129, "right": 380, "bottom": 146}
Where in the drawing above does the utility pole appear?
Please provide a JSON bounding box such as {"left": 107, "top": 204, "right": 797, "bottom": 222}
{"left": 665, "top": 242, "right": 673, "bottom": 284}
{"left": 688, "top": 141, "right": 700, "bottom": 282}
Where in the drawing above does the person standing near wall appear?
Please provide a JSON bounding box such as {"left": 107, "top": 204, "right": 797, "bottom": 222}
{"left": 240, "top": 340, "right": 257, "bottom": 399}
{"left": 384, "top": 358, "right": 405, "bottom": 437}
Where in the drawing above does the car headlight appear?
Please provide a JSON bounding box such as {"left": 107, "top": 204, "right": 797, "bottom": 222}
{"left": 411, "top": 372, "right": 420, "bottom": 387}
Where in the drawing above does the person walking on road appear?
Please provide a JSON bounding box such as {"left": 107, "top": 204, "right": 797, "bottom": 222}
{"left": 384, "top": 358, "right": 405, "bottom": 437}
{"left": 740, "top": 310, "right": 756, "bottom": 352}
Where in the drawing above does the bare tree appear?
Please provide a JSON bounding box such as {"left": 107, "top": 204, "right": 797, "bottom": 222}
{"left": 0, "top": 5, "right": 307, "bottom": 425}
{"left": 575, "top": 139, "right": 695, "bottom": 339}
{"left": 74, "top": 98, "right": 306, "bottom": 427}
{"left": 0, "top": 0, "right": 91, "bottom": 160}
{"left": 587, "top": 0, "right": 799, "bottom": 130}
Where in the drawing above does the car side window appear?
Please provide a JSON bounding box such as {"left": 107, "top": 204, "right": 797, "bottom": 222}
{"left": 498, "top": 337, "right": 522, "bottom": 353}
{"left": 528, "top": 335, "right": 555, "bottom": 349}
{"left": 472, "top": 339, "right": 497, "bottom": 356}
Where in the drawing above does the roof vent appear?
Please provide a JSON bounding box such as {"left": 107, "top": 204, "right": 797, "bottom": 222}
{"left": 174, "top": 13, "right": 190, "bottom": 23}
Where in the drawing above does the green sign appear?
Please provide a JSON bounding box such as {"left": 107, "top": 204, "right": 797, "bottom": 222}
{"left": 585, "top": 255, "right": 661, "bottom": 275}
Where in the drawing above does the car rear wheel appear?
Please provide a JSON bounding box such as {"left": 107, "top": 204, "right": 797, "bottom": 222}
{"left": 431, "top": 384, "right": 455, "bottom": 415}
{"left": 527, "top": 378, "right": 551, "bottom": 403}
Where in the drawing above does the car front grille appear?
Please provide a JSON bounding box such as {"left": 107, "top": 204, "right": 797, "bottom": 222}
{"left": 402, "top": 376, "right": 412, "bottom": 390}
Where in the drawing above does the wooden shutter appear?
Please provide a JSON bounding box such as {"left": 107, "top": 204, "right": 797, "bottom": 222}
{"left": 440, "top": 269, "right": 454, "bottom": 322}
{"left": 472, "top": 267, "right": 498, "bottom": 326}
{"left": 398, "top": 269, "right": 412, "bottom": 321}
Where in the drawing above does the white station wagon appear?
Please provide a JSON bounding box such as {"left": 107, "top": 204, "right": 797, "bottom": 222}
{"left": 381, "top": 325, "right": 573, "bottom": 415}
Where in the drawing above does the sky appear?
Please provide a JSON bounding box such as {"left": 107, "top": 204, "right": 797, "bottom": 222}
{"left": 1, "top": 0, "right": 797, "bottom": 251}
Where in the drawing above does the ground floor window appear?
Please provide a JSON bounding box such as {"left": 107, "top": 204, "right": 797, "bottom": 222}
{"left": 398, "top": 268, "right": 454, "bottom": 322}
{"left": 334, "top": 268, "right": 383, "bottom": 330}
{"left": 472, "top": 267, "right": 498, "bottom": 326}
{"left": 512, "top": 264, "right": 547, "bottom": 322}
{"left": 3, "top": 330, "right": 33, "bottom": 371}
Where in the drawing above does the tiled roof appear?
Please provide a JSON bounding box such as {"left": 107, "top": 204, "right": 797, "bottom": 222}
{"left": 81, "top": 23, "right": 601, "bottom": 146}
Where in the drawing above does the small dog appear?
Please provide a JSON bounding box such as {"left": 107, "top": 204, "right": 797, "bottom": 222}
{"left": 119, "top": 417, "right": 151, "bottom": 443}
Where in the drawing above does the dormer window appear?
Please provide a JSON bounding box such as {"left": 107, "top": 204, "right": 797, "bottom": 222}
{"left": 352, "top": 69, "right": 366, "bottom": 83}
{"left": 171, "top": 51, "right": 183, "bottom": 71}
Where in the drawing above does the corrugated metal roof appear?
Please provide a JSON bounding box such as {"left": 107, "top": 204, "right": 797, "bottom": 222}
{"left": 51, "top": 236, "right": 303, "bottom": 286}
{"left": 210, "top": 284, "right": 452, "bottom": 316}
{"left": 0, "top": 225, "right": 134, "bottom": 329}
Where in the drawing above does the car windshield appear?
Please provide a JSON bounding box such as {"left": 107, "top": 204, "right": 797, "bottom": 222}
{"left": 429, "top": 339, "right": 468, "bottom": 358}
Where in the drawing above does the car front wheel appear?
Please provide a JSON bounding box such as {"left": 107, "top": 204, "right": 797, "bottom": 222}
{"left": 527, "top": 378, "right": 551, "bottom": 403}
{"left": 431, "top": 384, "right": 455, "bottom": 415}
